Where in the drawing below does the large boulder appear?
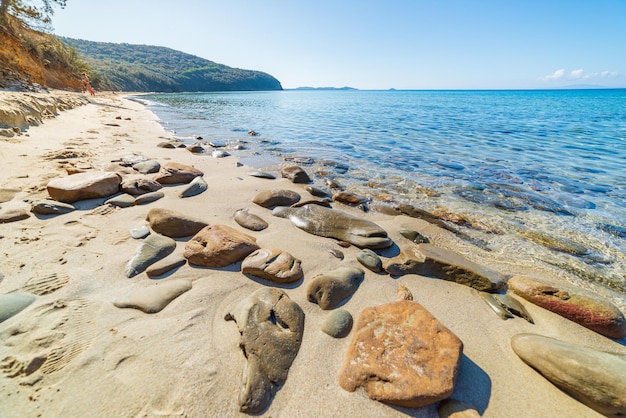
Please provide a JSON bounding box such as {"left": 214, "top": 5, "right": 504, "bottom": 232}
{"left": 508, "top": 275, "right": 626, "bottom": 339}
{"left": 511, "top": 333, "right": 626, "bottom": 416}
{"left": 47, "top": 171, "right": 121, "bottom": 203}
{"left": 225, "top": 288, "right": 305, "bottom": 413}
{"left": 338, "top": 300, "right": 463, "bottom": 408}
{"left": 272, "top": 204, "right": 392, "bottom": 249}
{"left": 184, "top": 224, "right": 259, "bottom": 268}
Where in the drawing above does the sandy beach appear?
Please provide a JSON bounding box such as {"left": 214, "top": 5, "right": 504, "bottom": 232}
{"left": 0, "top": 91, "right": 624, "bottom": 418}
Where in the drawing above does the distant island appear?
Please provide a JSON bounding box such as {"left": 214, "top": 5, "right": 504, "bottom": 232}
{"left": 292, "top": 86, "right": 357, "bottom": 91}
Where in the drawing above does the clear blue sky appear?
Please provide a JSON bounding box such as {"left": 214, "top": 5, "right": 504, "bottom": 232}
{"left": 52, "top": 1, "right": 626, "bottom": 90}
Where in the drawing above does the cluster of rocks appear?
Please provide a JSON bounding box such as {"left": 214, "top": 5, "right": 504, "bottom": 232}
{"left": 3, "top": 152, "right": 625, "bottom": 416}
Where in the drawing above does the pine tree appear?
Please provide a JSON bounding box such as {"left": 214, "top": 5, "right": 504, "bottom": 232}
{"left": 0, "top": 0, "right": 67, "bottom": 31}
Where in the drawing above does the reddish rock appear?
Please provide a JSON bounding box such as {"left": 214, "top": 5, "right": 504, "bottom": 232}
{"left": 242, "top": 248, "right": 303, "bottom": 283}
{"left": 47, "top": 171, "right": 121, "bottom": 203}
{"left": 184, "top": 224, "right": 259, "bottom": 268}
{"left": 338, "top": 300, "right": 463, "bottom": 408}
{"left": 280, "top": 165, "right": 311, "bottom": 184}
{"left": 508, "top": 275, "right": 626, "bottom": 339}
{"left": 333, "top": 191, "right": 367, "bottom": 205}
{"left": 154, "top": 162, "right": 203, "bottom": 184}
{"left": 146, "top": 207, "right": 208, "bottom": 238}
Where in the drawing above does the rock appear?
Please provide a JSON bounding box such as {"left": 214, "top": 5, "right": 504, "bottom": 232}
{"left": 114, "top": 279, "right": 192, "bottom": 313}
{"left": 125, "top": 234, "right": 177, "bottom": 278}
{"left": 104, "top": 193, "right": 135, "bottom": 208}
{"left": 179, "top": 176, "right": 208, "bottom": 198}
{"left": 187, "top": 142, "right": 204, "bottom": 153}
{"left": 305, "top": 185, "right": 332, "bottom": 199}
{"left": 272, "top": 205, "right": 393, "bottom": 249}
{"left": 132, "top": 159, "right": 161, "bottom": 174}
{"left": 253, "top": 189, "right": 301, "bottom": 208}
{"left": 291, "top": 198, "right": 332, "bottom": 208}
{"left": 134, "top": 191, "right": 164, "bottom": 205}
{"left": 438, "top": 399, "right": 481, "bottom": 418}
{"left": 146, "top": 207, "right": 208, "bottom": 238}
{"left": 0, "top": 208, "right": 30, "bottom": 223}
{"left": 333, "top": 191, "right": 367, "bottom": 205}
{"left": 511, "top": 333, "right": 626, "bottom": 416}
{"left": 47, "top": 171, "right": 121, "bottom": 203}
{"left": 397, "top": 285, "right": 413, "bottom": 301}
{"left": 329, "top": 248, "right": 344, "bottom": 260}
{"left": 307, "top": 267, "right": 364, "bottom": 310}
{"left": 356, "top": 248, "right": 384, "bottom": 272}
{"left": 119, "top": 155, "right": 148, "bottom": 166}
{"left": 130, "top": 225, "right": 150, "bottom": 239}
{"left": 30, "top": 199, "right": 75, "bottom": 215}
{"left": 120, "top": 178, "right": 163, "bottom": 196}
{"left": 247, "top": 170, "right": 276, "bottom": 180}
{"left": 321, "top": 309, "right": 353, "bottom": 338}
{"left": 508, "top": 275, "right": 626, "bottom": 339}
{"left": 494, "top": 293, "right": 534, "bottom": 323}
{"left": 399, "top": 228, "right": 430, "bottom": 244}
{"left": 281, "top": 165, "right": 311, "bottom": 184}
{"left": 154, "top": 162, "right": 203, "bottom": 184}
{"left": 146, "top": 254, "right": 187, "bottom": 278}
{"left": 211, "top": 150, "right": 230, "bottom": 158}
{"left": 338, "top": 300, "right": 463, "bottom": 408}
{"left": 233, "top": 208, "right": 269, "bottom": 231}
{"left": 184, "top": 224, "right": 259, "bottom": 268}
{"left": 384, "top": 244, "right": 505, "bottom": 291}
{"left": 0, "top": 293, "right": 36, "bottom": 323}
{"left": 242, "top": 248, "right": 303, "bottom": 284}
{"left": 224, "top": 288, "right": 304, "bottom": 413}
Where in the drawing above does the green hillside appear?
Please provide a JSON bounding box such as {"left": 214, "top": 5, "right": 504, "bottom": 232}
{"left": 61, "top": 37, "right": 282, "bottom": 92}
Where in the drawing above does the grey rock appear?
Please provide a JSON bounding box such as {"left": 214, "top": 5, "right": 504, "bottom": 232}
{"left": 132, "top": 159, "right": 161, "bottom": 174}
{"left": 272, "top": 204, "right": 392, "bottom": 249}
{"left": 307, "top": 267, "right": 364, "bottom": 310}
{"left": 146, "top": 255, "right": 187, "bottom": 278}
{"left": 120, "top": 178, "right": 163, "bottom": 196}
{"left": 0, "top": 293, "right": 36, "bottom": 323}
{"left": 248, "top": 170, "right": 276, "bottom": 180}
{"left": 125, "top": 234, "right": 177, "bottom": 278}
{"left": 281, "top": 165, "right": 311, "bottom": 184}
{"left": 179, "top": 176, "right": 208, "bottom": 198}
{"left": 134, "top": 191, "right": 164, "bottom": 205}
{"left": 211, "top": 150, "right": 229, "bottom": 158}
{"left": 105, "top": 193, "right": 135, "bottom": 208}
{"left": 130, "top": 225, "right": 150, "bottom": 239}
{"left": 511, "top": 333, "right": 626, "bottom": 417}
{"left": 322, "top": 309, "right": 353, "bottom": 338}
{"left": 233, "top": 208, "right": 268, "bottom": 231}
{"left": 224, "top": 288, "right": 304, "bottom": 413}
{"left": 253, "top": 189, "right": 301, "bottom": 208}
{"left": 304, "top": 185, "right": 332, "bottom": 199}
{"left": 30, "top": 199, "right": 75, "bottom": 215}
{"left": 357, "top": 248, "right": 383, "bottom": 272}
{"left": 399, "top": 228, "right": 430, "bottom": 244}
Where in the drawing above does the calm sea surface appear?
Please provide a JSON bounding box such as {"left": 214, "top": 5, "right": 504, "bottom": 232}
{"left": 140, "top": 89, "right": 626, "bottom": 295}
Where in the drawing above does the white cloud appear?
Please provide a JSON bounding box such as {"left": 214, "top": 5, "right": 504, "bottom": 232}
{"left": 542, "top": 68, "right": 623, "bottom": 83}
{"left": 543, "top": 69, "right": 565, "bottom": 81}
{"left": 570, "top": 69, "right": 584, "bottom": 79}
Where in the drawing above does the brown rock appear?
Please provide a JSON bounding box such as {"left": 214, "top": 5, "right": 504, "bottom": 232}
{"left": 280, "top": 165, "right": 311, "bottom": 184}
{"left": 338, "top": 300, "right": 463, "bottom": 408}
{"left": 184, "top": 224, "right": 259, "bottom": 268}
{"left": 146, "top": 207, "right": 208, "bottom": 238}
{"left": 154, "top": 162, "right": 203, "bottom": 184}
{"left": 234, "top": 208, "right": 269, "bottom": 231}
{"left": 508, "top": 275, "right": 626, "bottom": 339}
{"left": 0, "top": 208, "right": 30, "bottom": 223}
{"left": 47, "top": 171, "right": 121, "bottom": 203}
{"left": 242, "top": 248, "right": 303, "bottom": 283}
{"left": 333, "top": 191, "right": 367, "bottom": 205}
{"left": 120, "top": 177, "right": 163, "bottom": 195}
{"left": 146, "top": 255, "right": 187, "bottom": 278}
{"left": 253, "top": 189, "right": 301, "bottom": 208}
{"left": 307, "top": 267, "right": 364, "bottom": 310}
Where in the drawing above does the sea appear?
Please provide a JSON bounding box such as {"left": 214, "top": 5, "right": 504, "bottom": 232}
{"left": 137, "top": 89, "right": 626, "bottom": 297}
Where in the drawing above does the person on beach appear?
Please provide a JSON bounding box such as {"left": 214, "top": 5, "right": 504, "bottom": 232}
{"left": 81, "top": 72, "right": 95, "bottom": 96}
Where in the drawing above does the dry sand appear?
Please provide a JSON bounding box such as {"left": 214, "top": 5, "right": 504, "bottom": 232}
{"left": 0, "top": 91, "right": 624, "bottom": 418}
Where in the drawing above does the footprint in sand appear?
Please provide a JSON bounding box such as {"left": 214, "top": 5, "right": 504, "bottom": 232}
{"left": 0, "top": 298, "right": 97, "bottom": 381}
{"left": 21, "top": 272, "right": 70, "bottom": 296}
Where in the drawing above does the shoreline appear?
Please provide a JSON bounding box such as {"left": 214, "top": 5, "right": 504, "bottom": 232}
{"left": 0, "top": 91, "right": 624, "bottom": 417}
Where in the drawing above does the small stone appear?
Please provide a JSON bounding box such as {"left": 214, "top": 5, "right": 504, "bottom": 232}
{"left": 0, "top": 208, "right": 30, "bottom": 223}
{"left": 307, "top": 267, "right": 364, "bottom": 310}
{"left": 130, "top": 225, "right": 150, "bottom": 239}
{"left": 125, "top": 234, "right": 177, "bottom": 278}
{"left": 305, "top": 186, "right": 332, "bottom": 199}
{"left": 281, "top": 165, "right": 311, "bottom": 184}
{"left": 253, "top": 189, "right": 301, "bottom": 208}
{"left": 233, "top": 209, "right": 269, "bottom": 231}
{"left": 247, "top": 170, "right": 276, "bottom": 179}
{"left": 356, "top": 248, "right": 383, "bottom": 273}
{"left": 397, "top": 285, "right": 413, "bottom": 301}
{"left": 321, "top": 309, "right": 353, "bottom": 338}
{"left": 104, "top": 194, "right": 135, "bottom": 208}
{"left": 134, "top": 191, "right": 164, "bottom": 205}
{"left": 179, "top": 176, "right": 208, "bottom": 198}
{"left": 399, "top": 228, "right": 430, "bottom": 244}
{"left": 146, "top": 255, "right": 187, "bottom": 278}
{"left": 120, "top": 178, "right": 163, "bottom": 196}
{"left": 132, "top": 160, "right": 161, "bottom": 174}
{"left": 30, "top": 199, "right": 75, "bottom": 215}
{"left": 333, "top": 191, "right": 367, "bottom": 205}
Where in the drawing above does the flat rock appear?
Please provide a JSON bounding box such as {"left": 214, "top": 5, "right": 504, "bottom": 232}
{"left": 384, "top": 244, "right": 505, "bottom": 291}
{"left": 120, "top": 177, "right": 163, "bottom": 195}
{"left": 242, "top": 248, "right": 303, "bottom": 284}
{"left": 224, "top": 288, "right": 304, "bottom": 413}
{"left": 125, "top": 234, "right": 177, "bottom": 278}
{"left": 233, "top": 208, "right": 269, "bottom": 231}
{"left": 0, "top": 208, "right": 30, "bottom": 223}
{"left": 338, "top": 300, "right": 463, "bottom": 408}
{"left": 307, "top": 267, "right": 364, "bottom": 310}
{"left": 104, "top": 193, "right": 136, "bottom": 208}
{"left": 30, "top": 199, "right": 75, "bottom": 215}
{"left": 321, "top": 309, "right": 353, "bottom": 338}
{"left": 179, "top": 176, "right": 208, "bottom": 198}
{"left": 272, "top": 204, "right": 393, "bottom": 249}
{"left": 47, "top": 171, "right": 121, "bottom": 203}
{"left": 114, "top": 279, "right": 192, "bottom": 313}
{"left": 508, "top": 275, "right": 626, "bottom": 339}
{"left": 356, "top": 248, "right": 384, "bottom": 272}
{"left": 132, "top": 159, "right": 161, "bottom": 174}
{"left": 333, "top": 191, "right": 367, "bottom": 205}
{"left": 130, "top": 225, "right": 150, "bottom": 239}
{"left": 305, "top": 185, "right": 332, "bottom": 199}
{"left": 247, "top": 170, "right": 276, "bottom": 179}
{"left": 511, "top": 333, "right": 626, "bottom": 416}
{"left": 184, "top": 224, "right": 259, "bottom": 268}
{"left": 146, "top": 207, "right": 208, "bottom": 238}
{"left": 134, "top": 191, "right": 164, "bottom": 205}
{"left": 253, "top": 189, "right": 301, "bottom": 208}
{"left": 0, "top": 293, "right": 36, "bottom": 323}
{"left": 154, "top": 162, "right": 203, "bottom": 184}
{"left": 281, "top": 165, "right": 311, "bottom": 184}
{"left": 146, "top": 255, "right": 187, "bottom": 278}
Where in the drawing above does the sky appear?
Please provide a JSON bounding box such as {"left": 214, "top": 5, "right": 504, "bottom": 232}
{"left": 51, "top": 1, "right": 626, "bottom": 90}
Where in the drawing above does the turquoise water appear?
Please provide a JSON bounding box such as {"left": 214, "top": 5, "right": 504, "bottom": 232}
{"left": 142, "top": 89, "right": 626, "bottom": 295}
